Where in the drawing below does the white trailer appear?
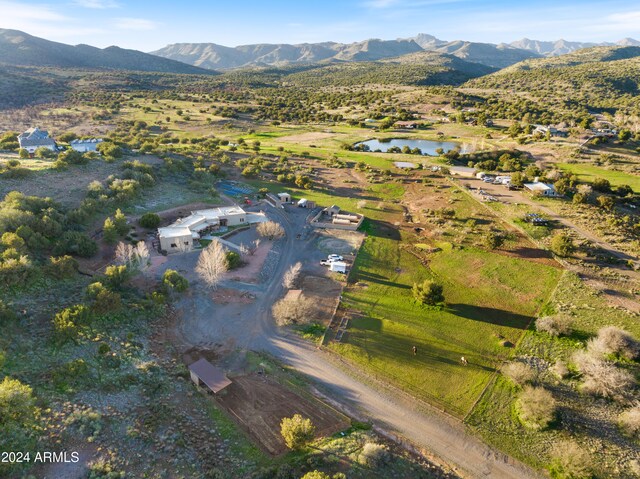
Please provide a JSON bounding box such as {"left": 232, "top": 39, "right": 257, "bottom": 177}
{"left": 329, "top": 261, "right": 347, "bottom": 273}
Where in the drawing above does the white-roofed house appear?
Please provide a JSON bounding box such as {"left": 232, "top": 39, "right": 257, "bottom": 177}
{"left": 523, "top": 182, "right": 559, "bottom": 197}
{"left": 157, "top": 205, "right": 267, "bottom": 253}
{"left": 70, "top": 138, "right": 103, "bottom": 152}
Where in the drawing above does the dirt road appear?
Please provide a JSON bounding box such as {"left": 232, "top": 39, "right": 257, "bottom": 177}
{"left": 170, "top": 204, "right": 542, "bottom": 479}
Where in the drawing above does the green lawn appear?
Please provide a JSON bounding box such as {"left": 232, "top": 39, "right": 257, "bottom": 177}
{"left": 557, "top": 162, "right": 640, "bottom": 191}
{"left": 330, "top": 227, "right": 561, "bottom": 417}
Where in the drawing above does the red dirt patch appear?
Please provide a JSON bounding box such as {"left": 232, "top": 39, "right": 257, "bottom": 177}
{"left": 215, "top": 373, "right": 350, "bottom": 455}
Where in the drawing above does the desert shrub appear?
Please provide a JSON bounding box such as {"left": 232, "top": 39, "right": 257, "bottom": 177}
{"left": 257, "top": 220, "right": 285, "bottom": 240}
{"left": 587, "top": 326, "right": 639, "bottom": 360}
{"left": 139, "top": 212, "right": 161, "bottom": 229}
{"left": 358, "top": 442, "right": 391, "bottom": 468}
{"left": 550, "top": 233, "right": 575, "bottom": 257}
{"left": 271, "top": 294, "right": 314, "bottom": 326}
{"left": 412, "top": 279, "right": 444, "bottom": 306}
{"left": 516, "top": 386, "right": 556, "bottom": 430}
{"left": 54, "top": 231, "right": 98, "bottom": 257}
{"left": 87, "top": 456, "right": 125, "bottom": 479}
{"left": 162, "top": 269, "right": 189, "bottom": 293}
{"left": 536, "top": 315, "right": 573, "bottom": 337}
{"left": 573, "top": 350, "right": 635, "bottom": 401}
{"left": 86, "top": 282, "right": 122, "bottom": 314}
{"left": 618, "top": 406, "right": 640, "bottom": 439}
{"left": 300, "top": 472, "right": 330, "bottom": 479}
{"left": 0, "top": 255, "right": 33, "bottom": 286}
{"left": 483, "top": 231, "right": 505, "bottom": 250}
{"left": 280, "top": 414, "right": 315, "bottom": 450}
{"left": 551, "top": 360, "right": 570, "bottom": 379}
{"left": 46, "top": 255, "right": 78, "bottom": 279}
{"left": 548, "top": 440, "right": 592, "bottom": 479}
{"left": 52, "top": 304, "right": 90, "bottom": 343}
{"left": 502, "top": 361, "right": 536, "bottom": 386}
{"left": 225, "top": 251, "right": 242, "bottom": 269}
{"left": 104, "top": 265, "right": 130, "bottom": 290}
{"left": 0, "top": 299, "right": 16, "bottom": 323}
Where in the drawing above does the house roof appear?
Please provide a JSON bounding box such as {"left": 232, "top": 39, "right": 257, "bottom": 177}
{"left": 524, "top": 182, "right": 555, "bottom": 191}
{"left": 17, "top": 127, "right": 56, "bottom": 148}
{"left": 71, "top": 138, "right": 103, "bottom": 144}
{"left": 188, "top": 358, "right": 232, "bottom": 393}
{"left": 157, "top": 226, "right": 192, "bottom": 238}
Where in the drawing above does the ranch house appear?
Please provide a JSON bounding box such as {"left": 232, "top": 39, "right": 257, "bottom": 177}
{"left": 158, "top": 205, "right": 266, "bottom": 253}
{"left": 17, "top": 127, "right": 57, "bottom": 154}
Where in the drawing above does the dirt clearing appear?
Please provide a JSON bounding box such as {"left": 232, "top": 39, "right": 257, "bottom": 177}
{"left": 215, "top": 373, "right": 350, "bottom": 455}
{"left": 278, "top": 131, "right": 339, "bottom": 143}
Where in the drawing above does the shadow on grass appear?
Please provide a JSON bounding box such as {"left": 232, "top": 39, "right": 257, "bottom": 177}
{"left": 363, "top": 219, "right": 401, "bottom": 240}
{"left": 447, "top": 303, "right": 532, "bottom": 329}
{"left": 350, "top": 270, "right": 411, "bottom": 289}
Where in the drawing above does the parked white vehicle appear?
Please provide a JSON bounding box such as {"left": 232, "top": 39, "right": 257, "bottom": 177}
{"left": 327, "top": 254, "right": 343, "bottom": 262}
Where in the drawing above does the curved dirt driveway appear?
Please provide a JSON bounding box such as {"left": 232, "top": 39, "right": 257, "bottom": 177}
{"left": 175, "top": 205, "right": 542, "bottom": 479}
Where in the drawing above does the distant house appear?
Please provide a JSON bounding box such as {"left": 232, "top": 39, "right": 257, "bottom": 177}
{"left": 524, "top": 182, "right": 559, "bottom": 197}
{"left": 310, "top": 205, "right": 364, "bottom": 231}
{"left": 394, "top": 121, "right": 418, "bottom": 129}
{"left": 158, "top": 205, "right": 266, "bottom": 253}
{"left": 17, "top": 127, "right": 57, "bottom": 154}
{"left": 70, "top": 138, "right": 103, "bottom": 152}
{"left": 533, "top": 125, "right": 568, "bottom": 138}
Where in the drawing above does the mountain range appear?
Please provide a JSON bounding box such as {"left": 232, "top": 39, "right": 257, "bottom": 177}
{"left": 0, "top": 28, "right": 638, "bottom": 77}
{"left": 151, "top": 34, "right": 640, "bottom": 71}
{"left": 0, "top": 28, "right": 213, "bottom": 75}
{"left": 151, "top": 35, "right": 539, "bottom": 70}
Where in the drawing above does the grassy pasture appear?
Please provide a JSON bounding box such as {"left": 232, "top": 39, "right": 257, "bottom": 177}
{"left": 331, "top": 226, "right": 561, "bottom": 417}
{"left": 557, "top": 162, "right": 640, "bottom": 191}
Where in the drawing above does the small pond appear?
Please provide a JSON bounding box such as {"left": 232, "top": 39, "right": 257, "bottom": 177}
{"left": 355, "top": 138, "right": 471, "bottom": 156}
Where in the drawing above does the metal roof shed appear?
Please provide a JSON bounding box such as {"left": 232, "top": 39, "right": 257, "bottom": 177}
{"left": 188, "top": 358, "right": 232, "bottom": 393}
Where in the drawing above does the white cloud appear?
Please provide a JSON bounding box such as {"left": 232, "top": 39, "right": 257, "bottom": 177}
{"left": 363, "top": 0, "right": 464, "bottom": 8}
{"left": 113, "top": 17, "right": 159, "bottom": 31}
{"left": 0, "top": 1, "right": 67, "bottom": 21}
{"left": 71, "top": 0, "right": 119, "bottom": 8}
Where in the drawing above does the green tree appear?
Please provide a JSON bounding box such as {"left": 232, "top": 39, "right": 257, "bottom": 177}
{"left": 280, "top": 414, "right": 316, "bottom": 450}
{"left": 52, "top": 305, "right": 90, "bottom": 343}
{"left": 596, "top": 195, "right": 615, "bottom": 211}
{"left": 0, "top": 376, "right": 36, "bottom": 424}
{"left": 483, "top": 231, "right": 505, "bottom": 250}
{"left": 18, "top": 148, "right": 29, "bottom": 159}
{"left": 103, "top": 217, "right": 118, "bottom": 244}
{"left": 113, "top": 209, "right": 128, "bottom": 235}
{"left": 618, "top": 129, "right": 632, "bottom": 142}
{"left": 550, "top": 233, "right": 574, "bottom": 257}
{"left": 139, "top": 213, "right": 161, "bottom": 229}
{"left": 412, "top": 280, "right": 444, "bottom": 306}
{"left": 162, "top": 269, "right": 189, "bottom": 293}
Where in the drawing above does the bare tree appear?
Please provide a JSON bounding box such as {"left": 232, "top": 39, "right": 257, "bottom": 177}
{"left": 238, "top": 243, "right": 249, "bottom": 257}
{"left": 282, "top": 262, "right": 302, "bottom": 289}
{"left": 257, "top": 221, "right": 285, "bottom": 240}
{"left": 195, "top": 240, "right": 228, "bottom": 289}
{"left": 272, "top": 294, "right": 314, "bottom": 326}
{"left": 248, "top": 238, "right": 261, "bottom": 255}
{"left": 573, "top": 350, "right": 635, "bottom": 401}
{"left": 135, "top": 241, "right": 150, "bottom": 268}
{"left": 115, "top": 242, "right": 134, "bottom": 266}
{"left": 115, "top": 241, "right": 150, "bottom": 270}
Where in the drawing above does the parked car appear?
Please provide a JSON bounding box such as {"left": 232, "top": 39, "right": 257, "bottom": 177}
{"left": 320, "top": 259, "right": 331, "bottom": 266}
{"left": 327, "top": 254, "right": 343, "bottom": 261}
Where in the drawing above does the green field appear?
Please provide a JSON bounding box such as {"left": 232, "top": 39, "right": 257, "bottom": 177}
{"left": 330, "top": 225, "right": 562, "bottom": 417}
{"left": 558, "top": 162, "right": 640, "bottom": 191}
{"left": 466, "top": 271, "right": 640, "bottom": 477}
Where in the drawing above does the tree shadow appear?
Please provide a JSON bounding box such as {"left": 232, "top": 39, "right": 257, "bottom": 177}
{"left": 350, "top": 270, "right": 411, "bottom": 289}
{"left": 447, "top": 303, "right": 532, "bottom": 329}
{"left": 364, "top": 219, "right": 401, "bottom": 240}
{"left": 509, "top": 246, "right": 555, "bottom": 260}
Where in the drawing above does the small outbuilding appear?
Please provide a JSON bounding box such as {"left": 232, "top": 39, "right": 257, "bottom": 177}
{"left": 524, "top": 182, "right": 559, "bottom": 197}
{"left": 329, "top": 261, "right": 348, "bottom": 273}
{"left": 277, "top": 192, "right": 291, "bottom": 203}
{"left": 188, "top": 358, "right": 232, "bottom": 394}
{"left": 17, "top": 127, "right": 57, "bottom": 154}
{"left": 70, "top": 138, "right": 103, "bottom": 152}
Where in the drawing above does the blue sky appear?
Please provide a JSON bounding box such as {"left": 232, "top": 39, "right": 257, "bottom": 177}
{"left": 1, "top": 0, "right": 638, "bottom": 51}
